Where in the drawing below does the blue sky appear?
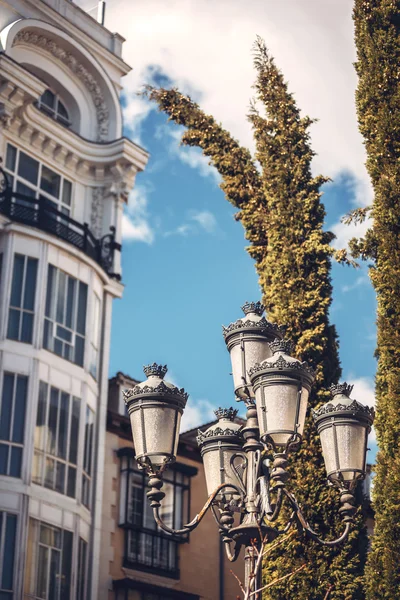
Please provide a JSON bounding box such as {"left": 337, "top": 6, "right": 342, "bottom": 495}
{"left": 77, "top": 0, "right": 378, "bottom": 457}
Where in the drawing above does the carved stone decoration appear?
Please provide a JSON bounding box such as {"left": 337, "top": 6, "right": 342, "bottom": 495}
{"left": 91, "top": 187, "right": 104, "bottom": 238}
{"left": 13, "top": 30, "right": 110, "bottom": 141}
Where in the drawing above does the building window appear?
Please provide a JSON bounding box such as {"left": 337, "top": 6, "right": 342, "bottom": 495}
{"left": 7, "top": 254, "right": 38, "bottom": 343}
{"left": 4, "top": 143, "right": 72, "bottom": 216}
{"left": 37, "top": 89, "right": 71, "bottom": 128}
{"left": 119, "top": 453, "right": 193, "bottom": 578}
{"left": 43, "top": 265, "right": 88, "bottom": 367}
{"left": 33, "top": 382, "right": 80, "bottom": 498}
{"left": 82, "top": 406, "right": 94, "bottom": 509}
{"left": 24, "top": 519, "right": 72, "bottom": 600}
{"left": 0, "top": 373, "right": 28, "bottom": 478}
{"left": 76, "top": 538, "right": 88, "bottom": 600}
{"left": 89, "top": 294, "right": 101, "bottom": 379}
{"left": 0, "top": 511, "right": 17, "bottom": 598}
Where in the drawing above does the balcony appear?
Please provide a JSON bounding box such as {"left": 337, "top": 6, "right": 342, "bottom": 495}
{"left": 0, "top": 169, "right": 120, "bottom": 278}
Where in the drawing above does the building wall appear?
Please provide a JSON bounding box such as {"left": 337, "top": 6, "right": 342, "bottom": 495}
{"left": 0, "top": 1, "right": 148, "bottom": 598}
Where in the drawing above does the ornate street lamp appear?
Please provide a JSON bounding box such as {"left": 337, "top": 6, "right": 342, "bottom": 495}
{"left": 124, "top": 303, "right": 374, "bottom": 596}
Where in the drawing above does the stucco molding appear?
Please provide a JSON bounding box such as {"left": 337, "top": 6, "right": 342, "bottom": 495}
{"left": 13, "top": 29, "right": 110, "bottom": 141}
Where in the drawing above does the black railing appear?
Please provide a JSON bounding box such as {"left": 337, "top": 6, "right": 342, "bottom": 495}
{"left": 124, "top": 529, "right": 180, "bottom": 579}
{"left": 0, "top": 166, "right": 120, "bottom": 278}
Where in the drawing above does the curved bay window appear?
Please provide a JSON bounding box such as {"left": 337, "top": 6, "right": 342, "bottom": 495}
{"left": 4, "top": 144, "right": 72, "bottom": 217}
{"left": 118, "top": 449, "right": 197, "bottom": 579}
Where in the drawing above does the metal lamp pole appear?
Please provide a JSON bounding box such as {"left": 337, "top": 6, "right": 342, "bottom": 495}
{"left": 123, "top": 303, "right": 375, "bottom": 598}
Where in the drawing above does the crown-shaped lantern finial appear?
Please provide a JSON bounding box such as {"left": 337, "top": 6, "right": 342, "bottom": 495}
{"left": 214, "top": 407, "right": 238, "bottom": 421}
{"left": 330, "top": 382, "right": 354, "bottom": 398}
{"left": 241, "top": 301, "right": 264, "bottom": 317}
{"left": 143, "top": 363, "right": 168, "bottom": 379}
{"left": 268, "top": 338, "right": 293, "bottom": 355}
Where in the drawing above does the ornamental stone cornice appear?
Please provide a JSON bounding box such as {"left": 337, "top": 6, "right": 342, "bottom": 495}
{"left": 13, "top": 29, "right": 110, "bottom": 141}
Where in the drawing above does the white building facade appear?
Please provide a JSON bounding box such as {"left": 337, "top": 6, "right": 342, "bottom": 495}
{"left": 0, "top": 1, "right": 148, "bottom": 598}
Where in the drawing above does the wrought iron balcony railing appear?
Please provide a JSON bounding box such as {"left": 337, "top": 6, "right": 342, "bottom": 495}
{"left": 0, "top": 166, "right": 120, "bottom": 279}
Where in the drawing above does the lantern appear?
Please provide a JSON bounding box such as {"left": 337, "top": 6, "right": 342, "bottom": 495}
{"left": 197, "top": 407, "right": 245, "bottom": 501}
{"left": 248, "top": 339, "right": 315, "bottom": 450}
{"left": 124, "top": 363, "right": 188, "bottom": 473}
{"left": 223, "top": 301, "right": 284, "bottom": 400}
{"left": 312, "top": 383, "right": 374, "bottom": 489}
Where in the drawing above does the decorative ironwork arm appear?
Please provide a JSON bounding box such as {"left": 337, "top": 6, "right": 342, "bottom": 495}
{"left": 223, "top": 538, "right": 241, "bottom": 562}
{"left": 148, "top": 476, "right": 244, "bottom": 536}
{"left": 282, "top": 488, "right": 353, "bottom": 547}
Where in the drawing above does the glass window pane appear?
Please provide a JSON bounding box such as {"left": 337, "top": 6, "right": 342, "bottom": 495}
{"left": 76, "top": 283, "right": 87, "bottom": 335}
{"left": 5, "top": 144, "right": 17, "bottom": 172}
{"left": 10, "top": 255, "right": 25, "bottom": 308}
{"left": 9, "top": 446, "right": 22, "bottom": 477}
{"left": 2, "top": 514, "right": 16, "bottom": 590}
{"left": 61, "top": 531, "right": 73, "bottom": 600}
{"left": 54, "top": 337, "right": 63, "bottom": 357}
{"left": 0, "top": 444, "right": 9, "bottom": 475}
{"left": 35, "top": 382, "right": 48, "bottom": 451}
{"left": 18, "top": 151, "right": 39, "bottom": 185}
{"left": 16, "top": 181, "right": 36, "bottom": 197}
{"left": 12, "top": 375, "right": 27, "bottom": 443}
{"left": 62, "top": 180, "right": 72, "bottom": 206}
{"left": 32, "top": 451, "right": 43, "bottom": 484}
{"left": 66, "top": 277, "right": 75, "bottom": 329}
{"left": 7, "top": 308, "right": 21, "bottom": 340}
{"left": 69, "top": 398, "right": 80, "bottom": 464}
{"left": 0, "top": 374, "right": 14, "bottom": 441}
{"left": 49, "top": 548, "right": 61, "bottom": 599}
{"left": 20, "top": 312, "right": 33, "bottom": 343}
{"left": 56, "top": 325, "right": 72, "bottom": 343}
{"left": 58, "top": 393, "right": 69, "bottom": 459}
{"left": 55, "top": 461, "right": 65, "bottom": 493}
{"left": 47, "top": 388, "right": 59, "bottom": 456}
{"left": 36, "top": 545, "right": 49, "bottom": 598}
{"left": 57, "top": 100, "right": 69, "bottom": 120}
{"left": 40, "top": 166, "right": 61, "bottom": 198}
{"left": 43, "top": 318, "right": 52, "bottom": 351}
{"left": 67, "top": 466, "right": 76, "bottom": 498}
{"left": 56, "top": 271, "right": 66, "bottom": 324}
{"left": 23, "top": 258, "right": 38, "bottom": 310}
{"left": 6, "top": 309, "right": 20, "bottom": 340}
{"left": 45, "top": 266, "right": 55, "bottom": 317}
{"left": 44, "top": 457, "right": 55, "bottom": 489}
{"left": 41, "top": 89, "right": 55, "bottom": 109}
{"left": 77, "top": 538, "right": 87, "bottom": 600}
{"left": 75, "top": 336, "right": 84, "bottom": 367}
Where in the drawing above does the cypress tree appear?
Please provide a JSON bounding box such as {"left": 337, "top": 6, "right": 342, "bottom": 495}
{"left": 353, "top": 1, "right": 400, "bottom": 598}
{"left": 144, "top": 37, "right": 369, "bottom": 599}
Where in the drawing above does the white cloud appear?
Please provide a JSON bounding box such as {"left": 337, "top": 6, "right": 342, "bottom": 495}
{"left": 341, "top": 274, "right": 369, "bottom": 293}
{"left": 345, "top": 376, "right": 377, "bottom": 450}
{"left": 331, "top": 216, "right": 372, "bottom": 251}
{"left": 181, "top": 398, "right": 216, "bottom": 432}
{"left": 191, "top": 210, "right": 217, "bottom": 233}
{"left": 164, "top": 210, "right": 218, "bottom": 237}
{"left": 78, "top": 0, "right": 374, "bottom": 201}
{"left": 122, "top": 185, "right": 155, "bottom": 244}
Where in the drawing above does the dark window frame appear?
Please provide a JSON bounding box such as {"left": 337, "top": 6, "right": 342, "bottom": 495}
{"left": 118, "top": 453, "right": 195, "bottom": 579}
{"left": 0, "top": 511, "right": 17, "bottom": 595}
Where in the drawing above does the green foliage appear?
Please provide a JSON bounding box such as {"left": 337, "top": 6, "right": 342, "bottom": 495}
{"left": 353, "top": 1, "right": 400, "bottom": 597}
{"left": 144, "top": 37, "right": 369, "bottom": 599}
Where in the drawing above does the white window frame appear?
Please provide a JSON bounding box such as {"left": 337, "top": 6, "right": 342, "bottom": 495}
{"left": 33, "top": 382, "right": 81, "bottom": 498}
{"left": 7, "top": 253, "right": 38, "bottom": 344}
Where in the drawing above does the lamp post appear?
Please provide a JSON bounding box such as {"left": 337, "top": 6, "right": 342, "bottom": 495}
{"left": 124, "top": 303, "right": 374, "bottom": 597}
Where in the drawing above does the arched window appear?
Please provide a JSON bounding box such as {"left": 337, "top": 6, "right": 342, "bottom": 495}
{"left": 37, "top": 89, "right": 70, "bottom": 128}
